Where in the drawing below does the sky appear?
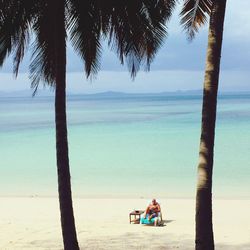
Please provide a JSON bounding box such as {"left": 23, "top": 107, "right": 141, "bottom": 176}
{"left": 0, "top": 0, "right": 249, "bottom": 94}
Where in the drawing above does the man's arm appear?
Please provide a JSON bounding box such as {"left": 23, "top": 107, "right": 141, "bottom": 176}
{"left": 156, "top": 203, "right": 161, "bottom": 212}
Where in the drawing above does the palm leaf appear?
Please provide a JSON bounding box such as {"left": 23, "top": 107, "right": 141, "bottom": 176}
{"left": 68, "top": 0, "right": 102, "bottom": 78}
{"left": 0, "top": 0, "right": 36, "bottom": 75}
{"left": 105, "top": 0, "right": 176, "bottom": 77}
{"left": 180, "top": 0, "right": 212, "bottom": 40}
{"left": 1, "top": 0, "right": 176, "bottom": 87}
{"left": 29, "top": 1, "right": 60, "bottom": 92}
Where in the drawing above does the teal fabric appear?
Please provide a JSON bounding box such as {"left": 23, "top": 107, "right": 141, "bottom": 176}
{"left": 140, "top": 214, "right": 157, "bottom": 224}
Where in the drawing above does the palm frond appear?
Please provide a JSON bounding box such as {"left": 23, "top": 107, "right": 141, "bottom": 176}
{"left": 68, "top": 0, "right": 102, "bottom": 78}
{"left": 105, "top": 0, "right": 176, "bottom": 78}
{"left": 0, "top": 0, "right": 35, "bottom": 75}
{"left": 1, "top": 0, "right": 176, "bottom": 88}
{"left": 180, "top": 0, "right": 212, "bottom": 40}
{"left": 29, "top": 1, "right": 59, "bottom": 92}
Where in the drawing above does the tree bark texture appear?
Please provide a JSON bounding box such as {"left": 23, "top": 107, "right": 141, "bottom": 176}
{"left": 54, "top": 1, "right": 79, "bottom": 249}
{"left": 195, "top": 1, "right": 227, "bottom": 249}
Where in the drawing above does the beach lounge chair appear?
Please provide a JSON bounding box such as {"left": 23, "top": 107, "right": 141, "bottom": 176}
{"left": 140, "top": 211, "right": 163, "bottom": 226}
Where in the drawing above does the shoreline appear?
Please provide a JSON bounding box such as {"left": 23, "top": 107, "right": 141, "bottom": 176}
{"left": 1, "top": 194, "right": 250, "bottom": 200}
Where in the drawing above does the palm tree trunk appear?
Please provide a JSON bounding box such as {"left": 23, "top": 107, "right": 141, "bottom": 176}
{"left": 195, "top": 1, "right": 227, "bottom": 249}
{"left": 54, "top": 1, "right": 79, "bottom": 249}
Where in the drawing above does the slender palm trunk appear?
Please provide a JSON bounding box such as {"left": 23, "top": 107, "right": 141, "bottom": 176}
{"left": 54, "top": 1, "right": 79, "bottom": 249}
{"left": 195, "top": 1, "right": 227, "bottom": 249}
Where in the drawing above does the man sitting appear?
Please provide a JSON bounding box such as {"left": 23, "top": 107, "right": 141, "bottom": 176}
{"left": 140, "top": 199, "right": 162, "bottom": 226}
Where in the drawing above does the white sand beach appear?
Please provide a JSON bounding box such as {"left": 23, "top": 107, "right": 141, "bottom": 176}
{"left": 0, "top": 198, "right": 250, "bottom": 249}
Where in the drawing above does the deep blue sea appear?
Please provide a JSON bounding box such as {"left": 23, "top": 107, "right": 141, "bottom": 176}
{"left": 0, "top": 93, "right": 250, "bottom": 198}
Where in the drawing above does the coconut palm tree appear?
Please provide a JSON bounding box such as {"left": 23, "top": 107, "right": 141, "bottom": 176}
{"left": 180, "top": 0, "right": 227, "bottom": 249}
{"left": 0, "top": 1, "right": 175, "bottom": 249}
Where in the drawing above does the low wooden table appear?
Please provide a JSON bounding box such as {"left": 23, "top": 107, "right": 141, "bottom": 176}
{"left": 129, "top": 210, "right": 144, "bottom": 224}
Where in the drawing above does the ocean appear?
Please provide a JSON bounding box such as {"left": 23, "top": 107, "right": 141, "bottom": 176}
{"left": 0, "top": 93, "right": 250, "bottom": 199}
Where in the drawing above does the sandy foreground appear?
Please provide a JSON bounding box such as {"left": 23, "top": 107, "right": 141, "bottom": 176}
{"left": 0, "top": 197, "right": 249, "bottom": 250}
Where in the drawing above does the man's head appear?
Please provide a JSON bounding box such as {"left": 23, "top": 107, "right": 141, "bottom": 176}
{"left": 152, "top": 199, "right": 157, "bottom": 205}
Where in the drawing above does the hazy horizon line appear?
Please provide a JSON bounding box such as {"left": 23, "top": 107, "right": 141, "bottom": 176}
{"left": 1, "top": 88, "right": 250, "bottom": 97}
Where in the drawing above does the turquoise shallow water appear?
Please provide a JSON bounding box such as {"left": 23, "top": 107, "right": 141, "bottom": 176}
{"left": 0, "top": 94, "right": 250, "bottom": 198}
